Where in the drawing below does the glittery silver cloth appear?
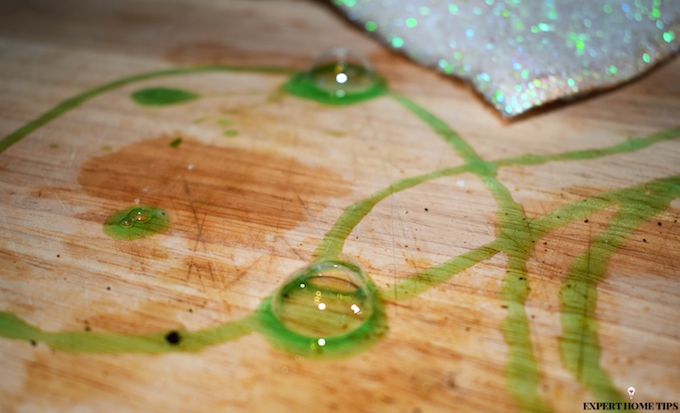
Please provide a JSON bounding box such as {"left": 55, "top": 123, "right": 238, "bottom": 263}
{"left": 333, "top": 0, "right": 680, "bottom": 117}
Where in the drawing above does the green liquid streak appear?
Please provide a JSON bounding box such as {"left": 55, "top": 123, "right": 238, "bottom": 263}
{"left": 222, "top": 130, "right": 238, "bottom": 137}
{"left": 169, "top": 137, "right": 183, "bottom": 148}
{"left": 0, "top": 65, "right": 295, "bottom": 154}
{"left": 283, "top": 63, "right": 388, "bottom": 106}
{"left": 0, "top": 311, "right": 254, "bottom": 353}
{"left": 103, "top": 205, "right": 170, "bottom": 241}
{"left": 558, "top": 177, "right": 679, "bottom": 404}
{"left": 132, "top": 87, "right": 199, "bottom": 106}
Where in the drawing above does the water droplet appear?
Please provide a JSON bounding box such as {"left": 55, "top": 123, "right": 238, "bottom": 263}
{"left": 271, "top": 255, "right": 375, "bottom": 338}
{"left": 119, "top": 217, "right": 133, "bottom": 227}
{"left": 132, "top": 208, "right": 150, "bottom": 222}
{"left": 309, "top": 47, "right": 376, "bottom": 96}
{"left": 283, "top": 47, "right": 386, "bottom": 106}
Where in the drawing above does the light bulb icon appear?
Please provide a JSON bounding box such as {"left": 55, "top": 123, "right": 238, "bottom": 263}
{"left": 628, "top": 387, "right": 635, "bottom": 399}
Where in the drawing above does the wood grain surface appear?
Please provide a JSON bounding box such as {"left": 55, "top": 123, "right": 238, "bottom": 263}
{"left": 0, "top": 1, "right": 679, "bottom": 412}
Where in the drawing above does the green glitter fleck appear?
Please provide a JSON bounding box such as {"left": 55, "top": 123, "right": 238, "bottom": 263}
{"left": 406, "top": 18, "right": 417, "bottom": 28}
{"left": 608, "top": 65, "right": 617, "bottom": 75}
{"left": 392, "top": 37, "right": 404, "bottom": 48}
{"left": 642, "top": 53, "right": 651, "bottom": 63}
{"left": 603, "top": 4, "right": 612, "bottom": 14}
{"left": 448, "top": 3, "right": 459, "bottom": 14}
{"left": 521, "top": 69, "right": 529, "bottom": 79}
{"left": 567, "top": 78, "right": 575, "bottom": 87}
{"left": 131, "top": 87, "right": 199, "bottom": 106}
{"left": 419, "top": 6, "right": 430, "bottom": 15}
{"left": 103, "top": 205, "right": 170, "bottom": 241}
{"left": 547, "top": 9, "right": 558, "bottom": 19}
{"left": 365, "top": 21, "right": 377, "bottom": 32}
{"left": 663, "top": 31, "right": 675, "bottom": 43}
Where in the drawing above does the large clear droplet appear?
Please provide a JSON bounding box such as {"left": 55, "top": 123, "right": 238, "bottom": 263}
{"left": 271, "top": 255, "right": 375, "bottom": 338}
{"left": 308, "top": 47, "right": 377, "bottom": 98}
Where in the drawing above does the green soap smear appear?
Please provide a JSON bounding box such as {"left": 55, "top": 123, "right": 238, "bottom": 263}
{"left": 284, "top": 62, "right": 387, "bottom": 106}
{"left": 103, "top": 205, "right": 170, "bottom": 240}
{"left": 0, "top": 311, "right": 254, "bottom": 353}
{"left": 131, "top": 87, "right": 200, "bottom": 106}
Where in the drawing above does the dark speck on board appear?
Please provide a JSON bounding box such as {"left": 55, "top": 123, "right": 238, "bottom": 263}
{"left": 166, "top": 331, "right": 181, "bottom": 345}
{"left": 424, "top": 208, "right": 429, "bottom": 212}
{"left": 30, "top": 340, "right": 37, "bottom": 347}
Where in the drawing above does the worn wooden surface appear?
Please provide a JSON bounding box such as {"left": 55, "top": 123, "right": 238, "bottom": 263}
{"left": 1, "top": 0, "right": 679, "bottom": 412}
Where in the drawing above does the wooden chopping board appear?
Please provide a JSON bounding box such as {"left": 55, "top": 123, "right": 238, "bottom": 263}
{"left": 0, "top": 0, "right": 679, "bottom": 412}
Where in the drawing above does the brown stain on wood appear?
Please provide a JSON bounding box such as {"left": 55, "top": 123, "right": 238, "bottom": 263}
{"left": 77, "top": 136, "right": 351, "bottom": 247}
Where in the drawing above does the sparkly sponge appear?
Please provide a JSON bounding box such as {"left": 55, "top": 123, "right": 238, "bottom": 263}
{"left": 333, "top": 0, "right": 680, "bottom": 117}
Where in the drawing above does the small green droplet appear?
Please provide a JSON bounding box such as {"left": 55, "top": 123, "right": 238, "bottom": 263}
{"left": 131, "top": 88, "right": 199, "bottom": 106}
{"left": 104, "top": 206, "right": 170, "bottom": 241}
{"left": 169, "top": 138, "right": 182, "bottom": 148}
{"left": 223, "top": 130, "right": 238, "bottom": 137}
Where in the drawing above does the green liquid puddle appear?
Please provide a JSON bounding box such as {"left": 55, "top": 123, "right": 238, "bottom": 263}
{"left": 103, "top": 205, "right": 170, "bottom": 240}
{"left": 1, "top": 62, "right": 679, "bottom": 409}
{"left": 132, "top": 87, "right": 200, "bottom": 106}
